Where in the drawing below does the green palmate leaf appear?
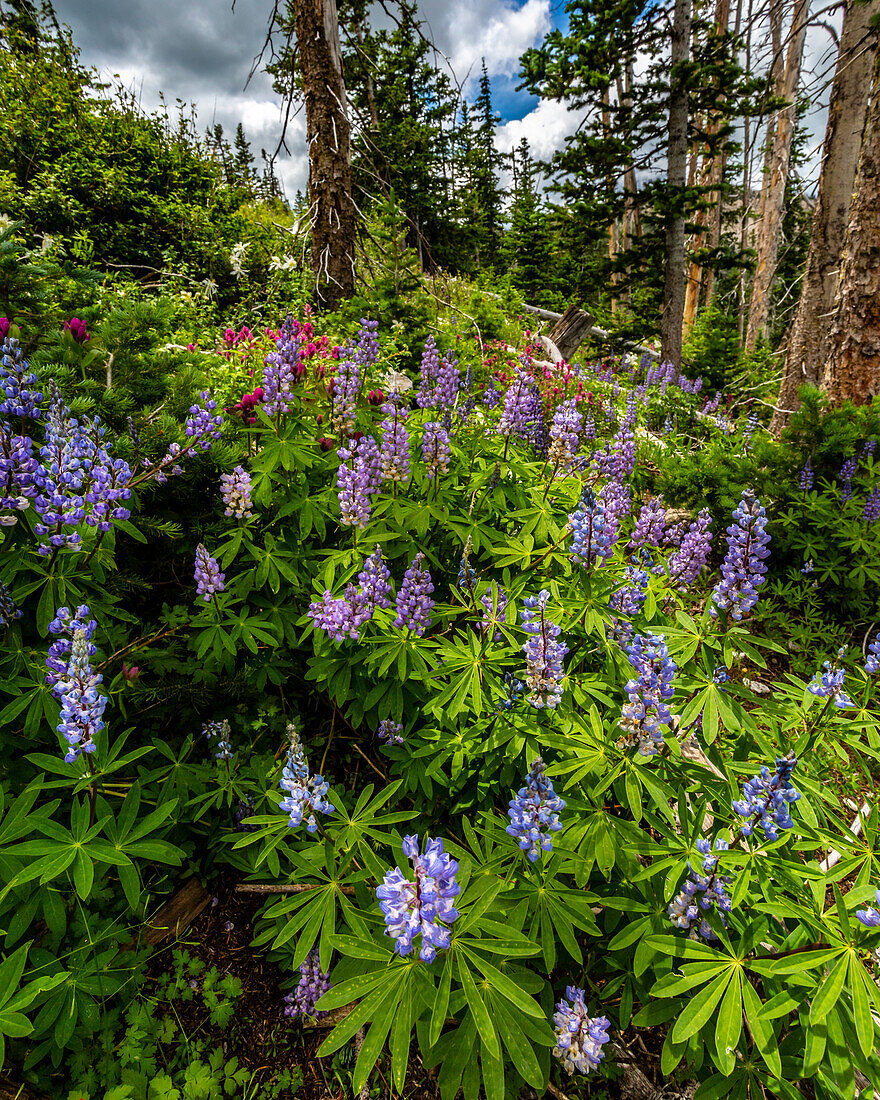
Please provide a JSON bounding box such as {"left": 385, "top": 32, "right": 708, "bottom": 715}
{"left": 480, "top": 1038, "right": 505, "bottom": 1100}
{"left": 457, "top": 953, "right": 499, "bottom": 1061}
{"left": 671, "top": 970, "right": 732, "bottom": 1044}
{"left": 465, "top": 950, "right": 543, "bottom": 1018}
{"left": 740, "top": 977, "right": 781, "bottom": 1076}
{"left": 809, "top": 952, "right": 848, "bottom": 1022}
{"left": 713, "top": 970, "right": 742, "bottom": 1076}
{"left": 848, "top": 956, "right": 876, "bottom": 1060}
{"left": 430, "top": 953, "right": 453, "bottom": 1047}
{"left": 318, "top": 978, "right": 402, "bottom": 1057}
{"left": 491, "top": 995, "right": 546, "bottom": 1088}
{"left": 315, "top": 970, "right": 392, "bottom": 1014}
{"left": 390, "top": 980, "right": 413, "bottom": 1091}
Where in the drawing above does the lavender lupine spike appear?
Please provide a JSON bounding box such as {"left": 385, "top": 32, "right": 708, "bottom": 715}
{"left": 733, "top": 755, "right": 800, "bottom": 841}
{"left": 629, "top": 498, "right": 666, "bottom": 550}
{"left": 416, "top": 335, "right": 441, "bottom": 409}
{"left": 263, "top": 314, "right": 300, "bottom": 416}
{"left": 506, "top": 758, "right": 565, "bottom": 861}
{"left": 866, "top": 639, "right": 880, "bottom": 675}
{"left": 378, "top": 719, "right": 404, "bottom": 745}
{"left": 421, "top": 422, "right": 450, "bottom": 480}
{"left": 203, "top": 718, "right": 234, "bottom": 760}
{"left": 0, "top": 425, "right": 38, "bottom": 522}
{"left": 279, "top": 723, "right": 334, "bottom": 833}
{"left": 379, "top": 399, "right": 411, "bottom": 484}
{"left": 609, "top": 553, "right": 651, "bottom": 645}
{"left": 336, "top": 433, "right": 381, "bottom": 529}
{"left": 618, "top": 633, "right": 677, "bottom": 755}
{"left": 667, "top": 509, "right": 712, "bottom": 588}
{"left": 376, "top": 834, "right": 460, "bottom": 962}
{"left": 548, "top": 399, "right": 582, "bottom": 470}
{"left": 600, "top": 479, "right": 631, "bottom": 547}
{"left": 0, "top": 581, "right": 21, "bottom": 627}
{"left": 808, "top": 661, "right": 854, "bottom": 708}
{"left": 855, "top": 889, "right": 880, "bottom": 928}
{"left": 569, "top": 487, "right": 613, "bottom": 569}
{"left": 330, "top": 320, "right": 375, "bottom": 435}
{"left": 78, "top": 419, "right": 133, "bottom": 534}
{"left": 552, "top": 988, "right": 611, "bottom": 1076}
{"left": 309, "top": 586, "right": 359, "bottom": 641}
{"left": 435, "top": 351, "right": 461, "bottom": 412}
{"left": 524, "top": 378, "right": 548, "bottom": 457}
{"left": 480, "top": 585, "right": 508, "bottom": 641}
{"left": 194, "top": 543, "right": 225, "bottom": 602}
{"left": 283, "top": 949, "right": 332, "bottom": 1020}
{"left": 668, "top": 837, "right": 734, "bottom": 941}
{"left": 520, "top": 589, "right": 568, "bottom": 708}
{"left": 220, "top": 465, "right": 254, "bottom": 518}
{"left": 839, "top": 455, "right": 858, "bottom": 502}
{"left": 498, "top": 368, "right": 533, "bottom": 441}
{"left": 355, "top": 545, "right": 393, "bottom": 622}
{"left": 33, "top": 382, "right": 88, "bottom": 553}
{"left": 46, "top": 605, "right": 105, "bottom": 763}
{"left": 147, "top": 391, "right": 223, "bottom": 484}
{"left": 710, "top": 490, "right": 770, "bottom": 621}
{"left": 496, "top": 671, "right": 525, "bottom": 711}
{"left": 395, "top": 552, "right": 434, "bottom": 635}
{"left": 0, "top": 338, "right": 43, "bottom": 419}
{"left": 863, "top": 487, "right": 880, "bottom": 523}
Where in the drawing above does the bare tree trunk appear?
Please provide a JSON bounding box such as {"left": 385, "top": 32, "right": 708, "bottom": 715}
{"left": 617, "top": 63, "right": 641, "bottom": 296}
{"left": 823, "top": 54, "right": 880, "bottom": 405}
{"left": 295, "top": 0, "right": 356, "bottom": 308}
{"left": 738, "top": 0, "right": 756, "bottom": 337}
{"left": 744, "top": 0, "right": 808, "bottom": 351}
{"left": 661, "top": 0, "right": 693, "bottom": 366}
{"left": 683, "top": 0, "right": 732, "bottom": 335}
{"left": 771, "top": 0, "right": 879, "bottom": 432}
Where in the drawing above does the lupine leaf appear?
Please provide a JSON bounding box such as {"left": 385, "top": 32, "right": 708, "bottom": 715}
{"left": 671, "top": 971, "right": 731, "bottom": 1043}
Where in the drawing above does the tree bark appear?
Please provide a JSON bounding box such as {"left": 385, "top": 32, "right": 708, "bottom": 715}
{"left": 295, "top": 0, "right": 356, "bottom": 308}
{"left": 771, "top": 0, "right": 879, "bottom": 432}
{"left": 744, "top": 0, "right": 808, "bottom": 351}
{"left": 823, "top": 53, "right": 880, "bottom": 405}
{"left": 660, "top": 0, "right": 693, "bottom": 367}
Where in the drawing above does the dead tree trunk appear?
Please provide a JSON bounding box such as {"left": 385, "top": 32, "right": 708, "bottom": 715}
{"left": 823, "top": 54, "right": 880, "bottom": 405}
{"left": 771, "top": 0, "right": 879, "bottom": 432}
{"left": 744, "top": 0, "right": 808, "bottom": 351}
{"left": 660, "top": 0, "right": 693, "bottom": 367}
{"left": 295, "top": 0, "right": 356, "bottom": 309}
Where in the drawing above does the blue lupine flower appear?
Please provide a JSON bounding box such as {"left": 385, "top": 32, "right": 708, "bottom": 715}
{"left": 856, "top": 889, "right": 880, "bottom": 928}
{"left": 46, "top": 605, "right": 105, "bottom": 763}
{"left": 666, "top": 511, "right": 712, "bottom": 589}
{"left": 496, "top": 672, "right": 525, "bottom": 711}
{"left": 479, "top": 585, "right": 508, "bottom": 641}
{"left": 203, "top": 718, "right": 234, "bottom": 760}
{"left": 520, "top": 590, "right": 568, "bottom": 709}
{"left": 668, "top": 837, "right": 734, "bottom": 940}
{"left": 808, "top": 661, "right": 854, "bottom": 708}
{"left": 194, "top": 543, "right": 225, "bottom": 602}
{"left": 629, "top": 497, "right": 666, "bottom": 550}
{"left": 506, "top": 758, "right": 565, "bottom": 861}
{"left": 220, "top": 466, "right": 254, "bottom": 518}
{"left": 278, "top": 723, "right": 334, "bottom": 833}
{"left": 867, "top": 639, "right": 880, "bottom": 675}
{"left": 376, "top": 835, "right": 460, "bottom": 962}
{"left": 839, "top": 455, "right": 858, "bottom": 502}
{"left": 283, "top": 948, "right": 332, "bottom": 1019}
{"left": 378, "top": 719, "right": 404, "bottom": 745}
{"left": 713, "top": 665, "right": 729, "bottom": 685}
{"left": 498, "top": 367, "right": 533, "bottom": 441}
{"left": 798, "top": 459, "right": 814, "bottom": 491}
{"left": 421, "top": 421, "right": 451, "bottom": 480}
{"left": 552, "top": 987, "right": 610, "bottom": 1075}
{"left": 263, "top": 314, "right": 300, "bottom": 417}
{"left": 458, "top": 536, "right": 476, "bottom": 592}
{"left": 0, "top": 581, "right": 21, "bottom": 627}
{"left": 710, "top": 490, "right": 770, "bottom": 621}
{"left": 618, "top": 633, "right": 677, "bottom": 755}
{"left": 379, "top": 399, "right": 411, "bottom": 484}
{"left": 548, "top": 399, "right": 582, "bottom": 470}
{"left": 336, "top": 433, "right": 381, "bottom": 529}
{"left": 733, "top": 755, "right": 800, "bottom": 841}
{"left": 0, "top": 337, "right": 43, "bottom": 420}
{"left": 608, "top": 553, "right": 651, "bottom": 645}
{"left": 354, "top": 545, "right": 393, "bottom": 626}
{"left": 569, "top": 487, "right": 614, "bottom": 568}
{"left": 395, "top": 552, "right": 434, "bottom": 636}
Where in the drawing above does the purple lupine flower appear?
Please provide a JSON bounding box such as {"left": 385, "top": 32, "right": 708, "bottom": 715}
{"left": 601, "top": 479, "right": 632, "bottom": 547}
{"left": 552, "top": 988, "right": 611, "bottom": 1076}
{"left": 421, "top": 422, "right": 450, "bottom": 480}
{"left": 77, "top": 418, "right": 133, "bottom": 534}
{"left": 203, "top": 718, "right": 234, "bottom": 760}
{"left": 379, "top": 400, "right": 410, "bottom": 484}
{"left": 593, "top": 424, "right": 636, "bottom": 481}
{"left": 263, "top": 314, "right": 300, "bottom": 416}
{"left": 864, "top": 487, "right": 880, "bottom": 523}
{"left": 863, "top": 439, "right": 877, "bottom": 458}
{"left": 416, "top": 336, "right": 441, "bottom": 409}
{"left": 733, "top": 755, "right": 800, "bottom": 841}
{"left": 355, "top": 545, "right": 393, "bottom": 624}
{"left": 667, "top": 509, "right": 712, "bottom": 588}
{"left": 480, "top": 585, "right": 508, "bottom": 641}
{"left": 496, "top": 671, "right": 525, "bottom": 711}
{"left": 569, "top": 487, "right": 614, "bottom": 568}
{"left": 283, "top": 949, "right": 332, "bottom": 1019}
{"left": 279, "top": 723, "right": 334, "bottom": 833}
{"left": 629, "top": 498, "right": 666, "bottom": 550}
{"left": 524, "top": 378, "right": 548, "bottom": 457}
{"left": 308, "top": 586, "right": 359, "bottom": 641}
{"left": 548, "top": 399, "right": 582, "bottom": 470}
{"left": 435, "top": 351, "right": 461, "bottom": 412}
{"left": 609, "top": 553, "right": 651, "bottom": 645}
{"left": 498, "top": 368, "right": 533, "bottom": 441}
{"left": 395, "top": 552, "right": 434, "bottom": 635}
{"left": 147, "top": 391, "right": 223, "bottom": 483}
{"left": 220, "top": 465, "right": 254, "bottom": 518}
{"left": 32, "top": 381, "right": 87, "bottom": 554}
{"left": 702, "top": 393, "right": 721, "bottom": 415}
{"left": 520, "top": 589, "right": 568, "bottom": 709}
{"left": 798, "top": 459, "right": 814, "bottom": 491}
{"left": 458, "top": 535, "right": 476, "bottom": 592}
{"left": 506, "top": 758, "right": 565, "bottom": 861}
{"left": 808, "top": 661, "right": 854, "bottom": 708}
{"left": 0, "top": 581, "right": 21, "bottom": 627}
{"left": 710, "top": 491, "right": 770, "bottom": 621}
{"left": 741, "top": 412, "right": 758, "bottom": 449}
{"left": 582, "top": 413, "right": 596, "bottom": 442}
{"left": 0, "top": 338, "right": 43, "bottom": 419}
{"left": 194, "top": 543, "right": 225, "bottom": 602}
{"left": 329, "top": 324, "right": 366, "bottom": 437}
{"left": 856, "top": 889, "right": 880, "bottom": 928}
{"left": 336, "top": 433, "right": 381, "bottom": 528}
{"left": 376, "top": 835, "right": 460, "bottom": 962}
{"left": 713, "top": 665, "right": 730, "bottom": 685}
{"left": 619, "top": 633, "right": 677, "bottom": 755}
{"left": 46, "top": 605, "right": 105, "bottom": 763}
{"left": 839, "top": 456, "right": 858, "bottom": 502}
{"left": 378, "top": 719, "right": 404, "bottom": 745}
{"left": 0, "top": 426, "right": 38, "bottom": 522}
{"left": 668, "top": 837, "right": 734, "bottom": 941}
{"left": 482, "top": 384, "right": 500, "bottom": 409}
{"left": 867, "top": 639, "right": 880, "bottom": 675}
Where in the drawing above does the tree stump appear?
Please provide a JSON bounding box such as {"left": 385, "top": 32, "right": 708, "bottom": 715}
{"left": 548, "top": 305, "right": 595, "bottom": 362}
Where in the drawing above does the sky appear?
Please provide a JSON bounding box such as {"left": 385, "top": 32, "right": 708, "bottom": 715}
{"left": 52, "top": 0, "right": 576, "bottom": 198}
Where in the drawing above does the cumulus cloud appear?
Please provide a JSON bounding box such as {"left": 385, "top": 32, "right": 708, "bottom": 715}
{"left": 495, "top": 98, "right": 581, "bottom": 161}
